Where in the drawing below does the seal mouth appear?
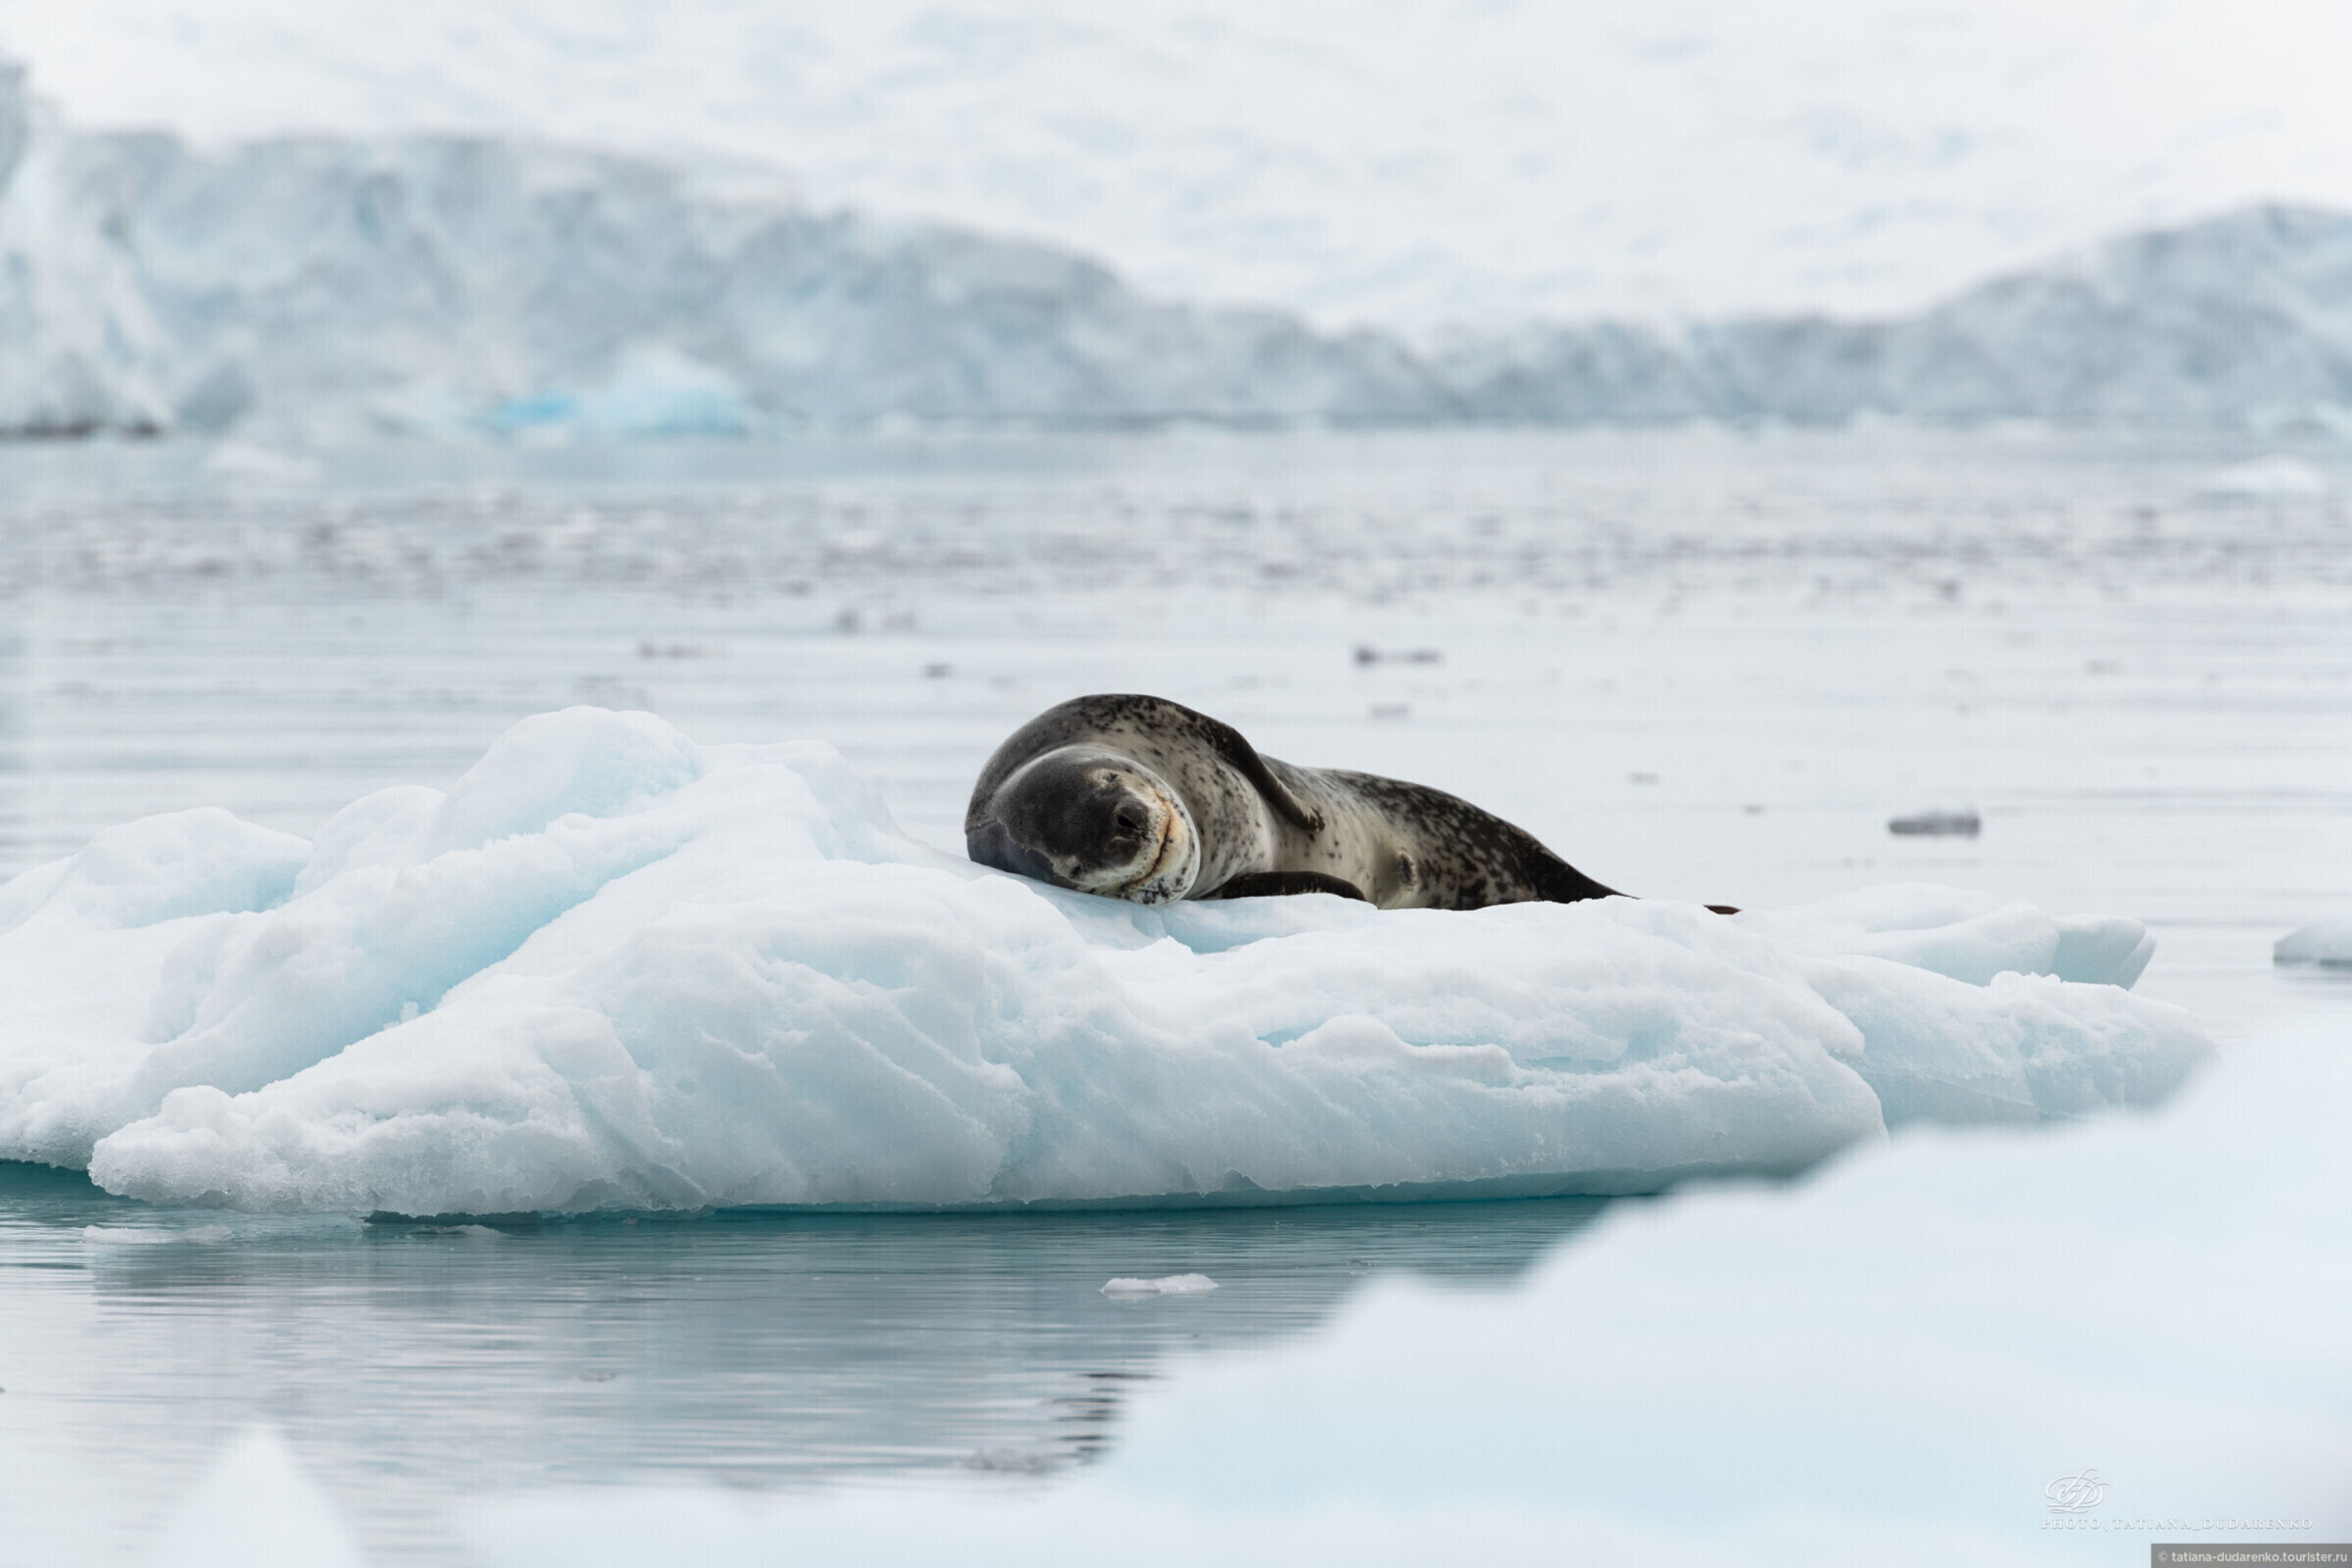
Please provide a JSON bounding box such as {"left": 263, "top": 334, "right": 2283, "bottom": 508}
{"left": 1116, "top": 813, "right": 1175, "bottom": 896}
{"left": 1111, "top": 786, "right": 1196, "bottom": 903}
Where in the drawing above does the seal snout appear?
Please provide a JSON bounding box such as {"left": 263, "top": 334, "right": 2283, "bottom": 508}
{"left": 965, "top": 746, "right": 1200, "bottom": 903}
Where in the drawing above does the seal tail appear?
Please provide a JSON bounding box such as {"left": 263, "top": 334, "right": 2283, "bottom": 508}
{"left": 1520, "top": 840, "right": 1740, "bottom": 915}
{"left": 1517, "top": 839, "right": 1624, "bottom": 903}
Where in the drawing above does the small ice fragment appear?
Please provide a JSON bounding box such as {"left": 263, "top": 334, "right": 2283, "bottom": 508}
{"left": 964, "top": 1449, "right": 1058, "bottom": 1473}
{"left": 2196, "top": 455, "right": 2330, "bottom": 498}
{"left": 202, "top": 442, "right": 323, "bottom": 486}
{"left": 82, "top": 1224, "right": 231, "bottom": 1245}
{"left": 1888, "top": 809, "right": 1980, "bottom": 837}
{"left": 2274, "top": 918, "right": 2352, "bottom": 968}
{"left": 1102, "top": 1274, "right": 1219, "bottom": 1297}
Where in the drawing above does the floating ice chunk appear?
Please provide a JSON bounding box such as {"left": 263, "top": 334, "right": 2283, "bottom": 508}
{"left": 404, "top": 1223, "right": 506, "bottom": 1238}
{"left": 1886, "top": 808, "right": 1978, "bottom": 837}
{"left": 2195, "top": 454, "right": 2331, "bottom": 497}
{"left": 200, "top": 442, "right": 323, "bottom": 486}
{"left": 1732, "top": 884, "right": 2157, "bottom": 989}
{"left": 1102, "top": 1275, "right": 1219, "bottom": 1297}
{"left": 492, "top": 346, "right": 755, "bottom": 439}
{"left": 145, "top": 1426, "right": 365, "bottom": 1568}
{"left": 0, "top": 808, "right": 309, "bottom": 937}
{"left": 1797, "top": 963, "right": 2206, "bottom": 1127}
{"left": 2274, "top": 917, "right": 2352, "bottom": 967}
{"left": 81, "top": 1224, "right": 232, "bottom": 1245}
{"left": 0, "top": 709, "right": 2212, "bottom": 1214}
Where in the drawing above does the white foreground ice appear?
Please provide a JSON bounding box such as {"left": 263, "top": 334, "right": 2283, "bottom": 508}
{"left": 0, "top": 707, "right": 2210, "bottom": 1215}
{"left": 448, "top": 1030, "right": 2350, "bottom": 1568}
{"left": 132, "top": 1031, "right": 2345, "bottom": 1566}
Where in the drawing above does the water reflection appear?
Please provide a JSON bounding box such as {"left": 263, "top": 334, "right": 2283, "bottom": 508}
{"left": 0, "top": 1160, "right": 1609, "bottom": 1559}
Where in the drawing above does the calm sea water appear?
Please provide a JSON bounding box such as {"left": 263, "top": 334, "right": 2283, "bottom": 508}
{"left": 2, "top": 426, "right": 2347, "bottom": 1563}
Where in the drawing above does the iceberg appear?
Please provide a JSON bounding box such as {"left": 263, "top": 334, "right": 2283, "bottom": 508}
{"left": 0, "top": 707, "right": 2211, "bottom": 1215}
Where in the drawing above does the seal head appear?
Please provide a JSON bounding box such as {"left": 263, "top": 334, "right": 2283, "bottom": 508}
{"left": 965, "top": 744, "right": 1201, "bottom": 903}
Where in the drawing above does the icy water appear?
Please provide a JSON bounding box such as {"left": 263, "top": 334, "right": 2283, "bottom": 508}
{"left": 2, "top": 426, "right": 2349, "bottom": 1563}
{"left": 0, "top": 1164, "right": 1607, "bottom": 1563}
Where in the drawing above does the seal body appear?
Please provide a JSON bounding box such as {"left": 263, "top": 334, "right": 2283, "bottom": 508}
{"left": 963, "top": 693, "right": 1628, "bottom": 910}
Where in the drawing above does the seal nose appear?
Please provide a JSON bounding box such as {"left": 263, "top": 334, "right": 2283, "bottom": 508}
{"left": 1113, "top": 801, "right": 1148, "bottom": 836}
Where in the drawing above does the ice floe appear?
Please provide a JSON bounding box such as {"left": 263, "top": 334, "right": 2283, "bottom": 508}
{"left": 0, "top": 708, "right": 2213, "bottom": 1215}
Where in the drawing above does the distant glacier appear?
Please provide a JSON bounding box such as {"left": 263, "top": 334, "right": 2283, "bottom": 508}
{"left": 5, "top": 60, "right": 2350, "bottom": 440}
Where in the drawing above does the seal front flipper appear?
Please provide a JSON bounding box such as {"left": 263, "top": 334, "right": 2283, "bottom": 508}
{"left": 1202, "top": 870, "right": 1369, "bottom": 902}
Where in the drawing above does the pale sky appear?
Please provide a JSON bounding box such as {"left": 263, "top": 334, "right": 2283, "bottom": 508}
{"left": 4, "top": 1, "right": 2349, "bottom": 330}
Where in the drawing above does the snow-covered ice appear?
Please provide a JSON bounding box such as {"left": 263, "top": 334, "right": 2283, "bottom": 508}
{"left": 0, "top": 706, "right": 2210, "bottom": 1215}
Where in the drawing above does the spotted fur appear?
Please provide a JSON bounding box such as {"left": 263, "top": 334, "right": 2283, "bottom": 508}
{"left": 963, "top": 693, "right": 1650, "bottom": 911}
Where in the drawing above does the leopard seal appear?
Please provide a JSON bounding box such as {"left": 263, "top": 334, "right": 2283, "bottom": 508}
{"left": 965, "top": 693, "right": 1723, "bottom": 911}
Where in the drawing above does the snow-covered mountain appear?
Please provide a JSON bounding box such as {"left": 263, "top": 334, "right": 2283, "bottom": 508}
{"left": 11, "top": 0, "right": 2352, "bottom": 332}
{"left": 1443, "top": 207, "right": 2352, "bottom": 428}
{"left": 0, "top": 65, "right": 1435, "bottom": 439}
{"left": 4, "top": 60, "right": 2350, "bottom": 439}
